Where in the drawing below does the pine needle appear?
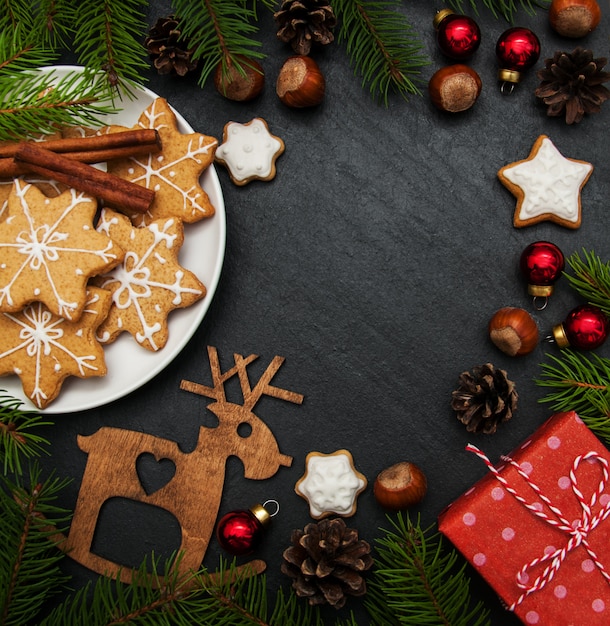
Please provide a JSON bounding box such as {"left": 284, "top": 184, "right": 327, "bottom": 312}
{"left": 564, "top": 249, "right": 610, "bottom": 318}
{"left": 536, "top": 349, "right": 610, "bottom": 446}
{"left": 171, "top": 0, "right": 265, "bottom": 89}
{"left": 333, "top": 0, "right": 429, "bottom": 105}
{"left": 365, "top": 513, "right": 491, "bottom": 625}
{"left": 1, "top": 464, "right": 71, "bottom": 626}
{"left": 447, "top": 0, "right": 550, "bottom": 21}
{"left": 0, "top": 391, "right": 52, "bottom": 475}
{"left": 0, "top": 68, "right": 119, "bottom": 141}
{"left": 72, "top": 0, "right": 149, "bottom": 95}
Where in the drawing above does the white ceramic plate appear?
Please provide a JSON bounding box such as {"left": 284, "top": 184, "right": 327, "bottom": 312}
{"left": 1, "top": 66, "right": 226, "bottom": 414}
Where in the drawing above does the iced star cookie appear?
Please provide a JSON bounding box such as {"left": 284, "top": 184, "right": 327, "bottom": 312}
{"left": 105, "top": 98, "right": 218, "bottom": 227}
{"left": 295, "top": 449, "right": 367, "bottom": 519}
{"left": 93, "top": 209, "right": 206, "bottom": 351}
{"left": 215, "top": 118, "right": 285, "bottom": 186}
{"left": 0, "top": 287, "right": 112, "bottom": 409}
{"left": 498, "top": 135, "right": 594, "bottom": 229}
{"left": 0, "top": 180, "right": 124, "bottom": 320}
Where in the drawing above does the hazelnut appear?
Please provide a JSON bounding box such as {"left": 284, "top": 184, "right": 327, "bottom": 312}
{"left": 428, "top": 64, "right": 482, "bottom": 113}
{"left": 549, "top": 0, "right": 601, "bottom": 37}
{"left": 276, "top": 55, "right": 325, "bottom": 108}
{"left": 489, "top": 307, "right": 539, "bottom": 357}
{"left": 214, "top": 56, "right": 264, "bottom": 102}
{"left": 373, "top": 461, "right": 427, "bottom": 510}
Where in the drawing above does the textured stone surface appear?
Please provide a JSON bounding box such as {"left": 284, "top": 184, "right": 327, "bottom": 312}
{"left": 46, "top": 2, "right": 610, "bottom": 623}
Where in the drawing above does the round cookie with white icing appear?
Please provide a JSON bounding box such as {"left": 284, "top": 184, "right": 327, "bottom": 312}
{"left": 295, "top": 449, "right": 367, "bottom": 519}
{"left": 215, "top": 118, "right": 285, "bottom": 186}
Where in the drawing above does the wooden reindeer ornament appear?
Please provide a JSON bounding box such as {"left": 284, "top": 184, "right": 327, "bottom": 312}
{"left": 64, "top": 346, "right": 303, "bottom": 584}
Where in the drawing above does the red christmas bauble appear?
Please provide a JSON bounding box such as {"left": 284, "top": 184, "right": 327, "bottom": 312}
{"left": 433, "top": 9, "right": 481, "bottom": 60}
{"left": 520, "top": 241, "right": 565, "bottom": 299}
{"left": 496, "top": 27, "right": 540, "bottom": 84}
{"left": 553, "top": 305, "right": 609, "bottom": 350}
{"left": 216, "top": 503, "right": 271, "bottom": 556}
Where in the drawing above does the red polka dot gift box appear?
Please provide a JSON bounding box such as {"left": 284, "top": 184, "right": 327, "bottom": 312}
{"left": 438, "top": 411, "right": 610, "bottom": 626}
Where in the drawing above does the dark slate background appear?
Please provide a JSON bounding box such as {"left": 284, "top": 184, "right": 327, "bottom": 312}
{"left": 38, "top": 1, "right": 610, "bottom": 623}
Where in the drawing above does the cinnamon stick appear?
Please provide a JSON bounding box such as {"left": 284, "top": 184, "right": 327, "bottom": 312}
{"left": 14, "top": 143, "right": 155, "bottom": 215}
{"left": 0, "top": 129, "right": 161, "bottom": 179}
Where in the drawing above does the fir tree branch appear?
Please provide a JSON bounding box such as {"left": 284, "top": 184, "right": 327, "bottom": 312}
{"left": 564, "top": 249, "right": 610, "bottom": 318}
{"left": 333, "top": 0, "right": 429, "bottom": 105}
{"left": 447, "top": 0, "right": 550, "bottom": 22}
{"left": 536, "top": 350, "right": 610, "bottom": 446}
{"left": 72, "top": 0, "right": 149, "bottom": 94}
{"left": 0, "top": 391, "right": 52, "bottom": 475}
{"left": 171, "top": 0, "right": 265, "bottom": 89}
{"left": 0, "top": 68, "right": 119, "bottom": 141}
{"left": 365, "top": 513, "right": 491, "bottom": 625}
{"left": 40, "top": 554, "right": 352, "bottom": 626}
{"left": 1, "top": 464, "right": 71, "bottom": 626}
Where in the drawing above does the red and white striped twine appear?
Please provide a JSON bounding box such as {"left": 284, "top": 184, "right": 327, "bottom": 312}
{"left": 466, "top": 444, "right": 610, "bottom": 611}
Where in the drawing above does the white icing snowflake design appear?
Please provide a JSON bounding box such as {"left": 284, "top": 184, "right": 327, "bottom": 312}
{"left": 0, "top": 289, "right": 108, "bottom": 408}
{"left": 0, "top": 180, "right": 120, "bottom": 319}
{"left": 109, "top": 99, "right": 217, "bottom": 225}
{"left": 95, "top": 210, "right": 205, "bottom": 351}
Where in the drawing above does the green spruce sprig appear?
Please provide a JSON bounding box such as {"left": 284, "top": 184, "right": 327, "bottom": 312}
{"left": 0, "top": 391, "right": 52, "bottom": 475}
{"left": 447, "top": 0, "right": 550, "bottom": 21}
{"left": 536, "top": 349, "right": 610, "bottom": 446}
{"left": 563, "top": 249, "right": 610, "bottom": 318}
{"left": 1, "top": 463, "right": 72, "bottom": 626}
{"left": 0, "top": 68, "right": 119, "bottom": 141}
{"left": 72, "top": 0, "right": 149, "bottom": 94}
{"left": 365, "top": 513, "right": 491, "bottom": 625}
{"left": 40, "top": 552, "right": 354, "bottom": 626}
{"left": 333, "top": 0, "right": 428, "bottom": 105}
{"left": 171, "top": 0, "right": 265, "bottom": 89}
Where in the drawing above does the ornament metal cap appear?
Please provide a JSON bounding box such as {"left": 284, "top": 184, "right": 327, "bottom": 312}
{"left": 527, "top": 284, "right": 553, "bottom": 298}
{"left": 551, "top": 323, "right": 570, "bottom": 349}
{"left": 498, "top": 68, "right": 521, "bottom": 83}
{"left": 433, "top": 8, "right": 454, "bottom": 29}
{"left": 250, "top": 501, "right": 277, "bottom": 527}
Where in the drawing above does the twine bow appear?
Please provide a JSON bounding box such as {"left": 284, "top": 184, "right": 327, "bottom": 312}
{"left": 466, "top": 443, "right": 610, "bottom": 611}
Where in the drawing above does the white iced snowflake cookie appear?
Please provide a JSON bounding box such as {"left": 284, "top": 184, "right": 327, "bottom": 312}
{"left": 215, "top": 118, "right": 285, "bottom": 186}
{"left": 498, "top": 135, "right": 593, "bottom": 229}
{"left": 295, "top": 449, "right": 367, "bottom": 519}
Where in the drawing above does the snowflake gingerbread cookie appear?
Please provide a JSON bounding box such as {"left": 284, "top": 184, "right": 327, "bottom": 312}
{"left": 93, "top": 209, "right": 206, "bottom": 352}
{"left": 215, "top": 118, "right": 285, "bottom": 186}
{"left": 0, "top": 287, "right": 112, "bottom": 409}
{"left": 498, "top": 135, "right": 594, "bottom": 229}
{"left": 105, "top": 98, "right": 218, "bottom": 226}
{"left": 295, "top": 449, "right": 367, "bottom": 519}
{"left": 0, "top": 180, "right": 124, "bottom": 321}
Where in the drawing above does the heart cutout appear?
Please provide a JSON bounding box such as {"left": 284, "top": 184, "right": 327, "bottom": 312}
{"left": 136, "top": 453, "right": 176, "bottom": 495}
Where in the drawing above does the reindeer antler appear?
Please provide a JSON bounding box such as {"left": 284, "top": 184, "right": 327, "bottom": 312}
{"left": 180, "top": 346, "right": 304, "bottom": 410}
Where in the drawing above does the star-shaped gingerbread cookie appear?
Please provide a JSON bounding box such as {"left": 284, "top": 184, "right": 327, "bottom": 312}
{"left": 0, "top": 180, "right": 124, "bottom": 320}
{"left": 93, "top": 209, "right": 206, "bottom": 351}
{"left": 215, "top": 118, "right": 285, "bottom": 186}
{"left": 0, "top": 287, "right": 112, "bottom": 409}
{"left": 105, "top": 98, "right": 218, "bottom": 227}
{"left": 498, "top": 135, "right": 593, "bottom": 229}
{"left": 295, "top": 450, "right": 367, "bottom": 519}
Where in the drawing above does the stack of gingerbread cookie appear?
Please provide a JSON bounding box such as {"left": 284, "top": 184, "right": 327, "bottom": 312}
{"left": 0, "top": 98, "right": 217, "bottom": 409}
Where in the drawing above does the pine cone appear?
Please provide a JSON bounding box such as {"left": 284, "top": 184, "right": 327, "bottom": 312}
{"left": 281, "top": 517, "right": 374, "bottom": 609}
{"left": 145, "top": 15, "right": 198, "bottom": 77}
{"left": 535, "top": 48, "right": 610, "bottom": 125}
{"left": 274, "top": 0, "right": 336, "bottom": 56}
{"left": 451, "top": 363, "right": 517, "bottom": 434}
